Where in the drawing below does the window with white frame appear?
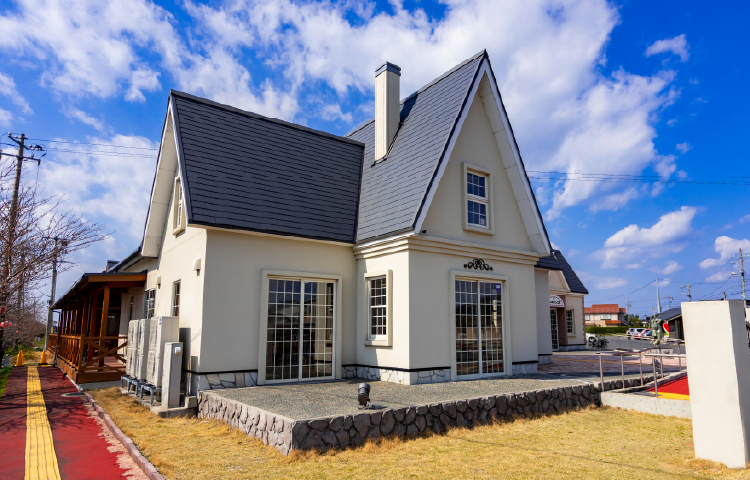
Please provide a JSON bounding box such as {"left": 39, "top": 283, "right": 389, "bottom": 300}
{"left": 585, "top": 314, "right": 590, "bottom": 321}
{"left": 368, "top": 276, "right": 387, "bottom": 339}
{"left": 600, "top": 313, "right": 611, "bottom": 320}
{"left": 566, "top": 309, "right": 574, "bottom": 334}
{"left": 173, "top": 177, "right": 184, "bottom": 233}
{"left": 466, "top": 172, "right": 488, "bottom": 228}
{"left": 172, "top": 281, "right": 180, "bottom": 316}
{"left": 144, "top": 289, "right": 155, "bottom": 319}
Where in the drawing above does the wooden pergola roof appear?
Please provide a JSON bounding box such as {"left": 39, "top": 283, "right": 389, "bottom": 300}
{"left": 52, "top": 271, "right": 147, "bottom": 309}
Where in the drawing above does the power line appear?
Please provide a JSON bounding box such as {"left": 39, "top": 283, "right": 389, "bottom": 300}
{"left": 44, "top": 147, "right": 153, "bottom": 158}
{"left": 27, "top": 138, "right": 157, "bottom": 151}
{"left": 528, "top": 173, "right": 750, "bottom": 186}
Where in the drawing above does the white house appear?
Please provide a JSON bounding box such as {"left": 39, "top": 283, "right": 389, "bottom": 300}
{"left": 52, "top": 50, "right": 587, "bottom": 391}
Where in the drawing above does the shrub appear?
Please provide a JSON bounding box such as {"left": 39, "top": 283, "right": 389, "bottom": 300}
{"left": 585, "top": 326, "right": 630, "bottom": 335}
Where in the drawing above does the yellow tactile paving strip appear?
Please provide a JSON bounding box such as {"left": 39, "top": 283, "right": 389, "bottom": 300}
{"left": 25, "top": 366, "right": 62, "bottom": 480}
{"left": 656, "top": 392, "right": 690, "bottom": 401}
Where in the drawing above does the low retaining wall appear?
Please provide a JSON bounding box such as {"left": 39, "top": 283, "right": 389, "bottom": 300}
{"left": 600, "top": 372, "right": 690, "bottom": 418}
{"left": 197, "top": 380, "right": 630, "bottom": 455}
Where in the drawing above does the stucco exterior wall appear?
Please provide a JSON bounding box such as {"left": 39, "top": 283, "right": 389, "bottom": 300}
{"left": 565, "top": 294, "right": 585, "bottom": 345}
{"left": 535, "top": 269, "right": 552, "bottom": 356}
{"left": 420, "top": 89, "right": 533, "bottom": 252}
{"left": 356, "top": 250, "right": 410, "bottom": 370}
{"left": 200, "top": 229, "right": 357, "bottom": 375}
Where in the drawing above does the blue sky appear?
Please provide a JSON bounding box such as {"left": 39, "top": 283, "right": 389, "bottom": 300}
{"left": 0, "top": 0, "right": 747, "bottom": 317}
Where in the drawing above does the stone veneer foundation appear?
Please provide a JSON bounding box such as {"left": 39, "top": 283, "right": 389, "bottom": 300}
{"left": 511, "top": 362, "right": 538, "bottom": 375}
{"left": 187, "top": 371, "right": 258, "bottom": 394}
{"left": 342, "top": 366, "right": 451, "bottom": 385}
{"left": 196, "top": 376, "right": 653, "bottom": 456}
{"left": 538, "top": 355, "right": 552, "bottom": 365}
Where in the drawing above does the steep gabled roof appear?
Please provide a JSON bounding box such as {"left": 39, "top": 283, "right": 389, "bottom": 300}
{"left": 657, "top": 307, "right": 682, "bottom": 321}
{"left": 585, "top": 304, "right": 620, "bottom": 314}
{"left": 536, "top": 250, "right": 588, "bottom": 295}
{"left": 347, "top": 51, "right": 550, "bottom": 251}
{"left": 170, "top": 91, "right": 365, "bottom": 243}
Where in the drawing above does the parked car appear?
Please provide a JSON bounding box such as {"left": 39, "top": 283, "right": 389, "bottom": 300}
{"left": 635, "top": 329, "right": 652, "bottom": 339}
{"left": 627, "top": 328, "right": 646, "bottom": 338}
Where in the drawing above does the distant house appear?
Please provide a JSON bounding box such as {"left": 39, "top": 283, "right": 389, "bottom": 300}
{"left": 536, "top": 250, "right": 588, "bottom": 352}
{"left": 657, "top": 307, "right": 683, "bottom": 340}
{"left": 584, "top": 304, "right": 626, "bottom": 326}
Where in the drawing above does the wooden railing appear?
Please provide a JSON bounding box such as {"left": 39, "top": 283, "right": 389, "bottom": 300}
{"left": 48, "top": 334, "right": 128, "bottom": 376}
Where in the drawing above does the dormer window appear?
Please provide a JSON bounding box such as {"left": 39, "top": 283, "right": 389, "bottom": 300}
{"left": 462, "top": 163, "right": 494, "bottom": 234}
{"left": 173, "top": 177, "right": 185, "bottom": 234}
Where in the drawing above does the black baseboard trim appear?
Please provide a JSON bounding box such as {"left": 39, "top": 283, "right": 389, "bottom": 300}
{"left": 342, "top": 364, "right": 450, "bottom": 373}
{"left": 511, "top": 360, "right": 539, "bottom": 365}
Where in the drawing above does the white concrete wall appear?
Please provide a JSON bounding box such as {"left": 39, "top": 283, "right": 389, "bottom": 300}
{"left": 682, "top": 300, "right": 750, "bottom": 468}
{"left": 535, "top": 269, "right": 552, "bottom": 356}
{"left": 356, "top": 250, "right": 410, "bottom": 369}
{"left": 420, "top": 90, "right": 534, "bottom": 252}
{"left": 201, "top": 229, "right": 357, "bottom": 374}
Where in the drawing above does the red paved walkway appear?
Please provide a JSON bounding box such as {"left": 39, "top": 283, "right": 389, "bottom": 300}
{"left": 0, "top": 366, "right": 136, "bottom": 479}
{"left": 648, "top": 376, "right": 690, "bottom": 395}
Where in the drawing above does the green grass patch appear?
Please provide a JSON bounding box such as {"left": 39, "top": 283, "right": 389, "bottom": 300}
{"left": 585, "top": 326, "right": 630, "bottom": 335}
{"left": 0, "top": 367, "right": 11, "bottom": 398}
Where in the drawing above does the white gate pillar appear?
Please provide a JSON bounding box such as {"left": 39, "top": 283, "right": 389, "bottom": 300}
{"left": 682, "top": 300, "right": 750, "bottom": 468}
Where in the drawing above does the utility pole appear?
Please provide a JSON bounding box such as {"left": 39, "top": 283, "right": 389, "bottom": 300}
{"left": 43, "top": 238, "right": 61, "bottom": 351}
{"left": 656, "top": 277, "right": 662, "bottom": 314}
{"left": 681, "top": 283, "right": 692, "bottom": 302}
{"left": 1, "top": 134, "right": 25, "bottom": 323}
{"left": 732, "top": 248, "right": 747, "bottom": 302}
{"left": 666, "top": 296, "right": 673, "bottom": 309}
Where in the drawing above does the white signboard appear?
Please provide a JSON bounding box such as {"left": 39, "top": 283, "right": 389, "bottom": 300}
{"left": 549, "top": 295, "right": 564, "bottom": 308}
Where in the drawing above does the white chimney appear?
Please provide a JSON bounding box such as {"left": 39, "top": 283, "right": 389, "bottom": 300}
{"left": 374, "top": 61, "right": 401, "bottom": 160}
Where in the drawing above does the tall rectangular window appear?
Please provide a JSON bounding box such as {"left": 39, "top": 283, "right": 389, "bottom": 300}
{"left": 566, "top": 309, "right": 574, "bottom": 334}
{"left": 368, "top": 277, "right": 387, "bottom": 339}
{"left": 172, "top": 281, "right": 181, "bottom": 317}
{"left": 144, "top": 289, "right": 155, "bottom": 319}
{"left": 466, "top": 172, "right": 488, "bottom": 228}
{"left": 173, "top": 177, "right": 184, "bottom": 233}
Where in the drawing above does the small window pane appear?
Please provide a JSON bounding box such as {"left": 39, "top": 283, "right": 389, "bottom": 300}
{"left": 172, "top": 281, "right": 181, "bottom": 317}
{"left": 369, "top": 277, "right": 387, "bottom": 338}
{"left": 467, "top": 172, "right": 486, "bottom": 198}
{"left": 566, "top": 309, "right": 574, "bottom": 334}
{"left": 468, "top": 200, "right": 487, "bottom": 227}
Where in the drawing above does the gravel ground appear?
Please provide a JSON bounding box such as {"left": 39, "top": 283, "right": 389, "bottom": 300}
{"left": 210, "top": 374, "right": 604, "bottom": 420}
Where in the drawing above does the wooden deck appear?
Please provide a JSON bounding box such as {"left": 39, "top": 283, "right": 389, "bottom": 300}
{"left": 47, "top": 334, "right": 127, "bottom": 384}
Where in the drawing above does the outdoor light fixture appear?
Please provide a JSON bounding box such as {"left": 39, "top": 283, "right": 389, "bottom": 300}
{"left": 358, "top": 383, "right": 371, "bottom": 409}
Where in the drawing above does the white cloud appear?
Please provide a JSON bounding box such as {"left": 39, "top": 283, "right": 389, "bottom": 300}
{"left": 63, "top": 107, "right": 109, "bottom": 132}
{"left": 652, "top": 260, "right": 682, "bottom": 275}
{"left": 675, "top": 142, "right": 691, "bottom": 154}
{"left": 625, "top": 263, "right": 643, "bottom": 270}
{"left": 706, "top": 270, "right": 731, "bottom": 283}
{"left": 699, "top": 236, "right": 750, "bottom": 269}
{"left": 659, "top": 278, "right": 671, "bottom": 287}
{"left": 0, "top": 72, "right": 32, "bottom": 113}
{"left": 739, "top": 214, "right": 750, "bottom": 224}
{"left": 0, "top": 107, "right": 12, "bottom": 126}
{"left": 38, "top": 133, "right": 158, "bottom": 238}
{"left": 596, "top": 206, "right": 697, "bottom": 268}
{"left": 646, "top": 34, "right": 689, "bottom": 62}
{"left": 0, "top": 0, "right": 688, "bottom": 218}
{"left": 550, "top": 241, "right": 561, "bottom": 250}
{"left": 567, "top": 248, "right": 580, "bottom": 258}
{"left": 320, "top": 103, "right": 353, "bottom": 123}
{"left": 578, "top": 271, "right": 629, "bottom": 290}
{"left": 588, "top": 187, "right": 639, "bottom": 213}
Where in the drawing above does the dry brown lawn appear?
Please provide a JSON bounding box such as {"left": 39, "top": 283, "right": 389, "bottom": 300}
{"left": 91, "top": 387, "right": 750, "bottom": 480}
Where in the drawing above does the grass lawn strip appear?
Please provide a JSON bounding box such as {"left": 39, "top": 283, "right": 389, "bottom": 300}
{"left": 90, "top": 387, "right": 748, "bottom": 479}
{"left": 0, "top": 366, "right": 10, "bottom": 398}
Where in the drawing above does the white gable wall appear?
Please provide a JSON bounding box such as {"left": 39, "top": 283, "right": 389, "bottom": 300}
{"left": 420, "top": 84, "right": 534, "bottom": 252}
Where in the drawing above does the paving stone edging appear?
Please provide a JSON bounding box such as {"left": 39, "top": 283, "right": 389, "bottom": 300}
{"left": 197, "top": 376, "right": 655, "bottom": 455}
{"left": 82, "top": 393, "right": 165, "bottom": 480}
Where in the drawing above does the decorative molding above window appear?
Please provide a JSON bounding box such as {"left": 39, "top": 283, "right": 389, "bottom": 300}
{"left": 462, "top": 162, "right": 494, "bottom": 235}
{"left": 464, "top": 258, "right": 493, "bottom": 271}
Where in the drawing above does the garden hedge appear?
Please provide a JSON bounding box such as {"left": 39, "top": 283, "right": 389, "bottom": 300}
{"left": 585, "top": 326, "right": 631, "bottom": 335}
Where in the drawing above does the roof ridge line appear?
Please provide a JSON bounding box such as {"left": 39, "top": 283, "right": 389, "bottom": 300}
{"left": 345, "top": 50, "right": 487, "bottom": 139}
{"left": 170, "top": 90, "right": 365, "bottom": 148}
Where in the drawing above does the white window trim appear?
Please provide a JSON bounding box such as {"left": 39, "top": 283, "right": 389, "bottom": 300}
{"left": 171, "top": 280, "right": 180, "bottom": 316}
{"left": 448, "top": 269, "right": 510, "bottom": 381}
{"left": 144, "top": 289, "right": 155, "bottom": 319}
{"left": 462, "top": 162, "right": 495, "bottom": 235}
{"left": 601, "top": 313, "right": 611, "bottom": 320}
{"left": 172, "top": 176, "right": 185, "bottom": 235}
{"left": 257, "top": 269, "right": 343, "bottom": 386}
{"left": 364, "top": 270, "right": 393, "bottom": 347}
{"left": 566, "top": 309, "right": 574, "bottom": 335}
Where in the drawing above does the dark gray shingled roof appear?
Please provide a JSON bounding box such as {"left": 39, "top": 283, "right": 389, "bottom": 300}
{"left": 657, "top": 307, "right": 682, "bottom": 321}
{"left": 536, "top": 250, "right": 588, "bottom": 295}
{"left": 347, "top": 51, "right": 484, "bottom": 243}
{"left": 170, "top": 91, "right": 365, "bottom": 243}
